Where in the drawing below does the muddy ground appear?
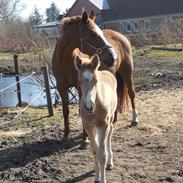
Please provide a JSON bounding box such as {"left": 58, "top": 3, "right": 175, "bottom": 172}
{"left": 0, "top": 56, "right": 183, "bottom": 183}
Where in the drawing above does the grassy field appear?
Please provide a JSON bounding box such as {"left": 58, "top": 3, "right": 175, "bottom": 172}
{"left": 132, "top": 45, "right": 183, "bottom": 58}
{"left": 148, "top": 49, "right": 183, "bottom": 58}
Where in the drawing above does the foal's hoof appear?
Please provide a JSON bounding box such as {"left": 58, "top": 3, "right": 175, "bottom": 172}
{"left": 106, "top": 164, "right": 114, "bottom": 170}
{"left": 79, "top": 141, "right": 90, "bottom": 150}
{"left": 130, "top": 121, "right": 138, "bottom": 127}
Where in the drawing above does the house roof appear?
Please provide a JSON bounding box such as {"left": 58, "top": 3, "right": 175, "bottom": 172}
{"left": 33, "top": 20, "right": 63, "bottom": 28}
{"left": 102, "top": 0, "right": 183, "bottom": 22}
{"left": 89, "top": 0, "right": 110, "bottom": 10}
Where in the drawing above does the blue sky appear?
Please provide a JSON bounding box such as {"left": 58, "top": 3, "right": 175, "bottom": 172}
{"left": 20, "top": 0, "right": 76, "bottom": 19}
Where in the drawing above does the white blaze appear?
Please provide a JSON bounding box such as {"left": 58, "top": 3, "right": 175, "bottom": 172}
{"left": 82, "top": 70, "right": 95, "bottom": 110}
{"left": 95, "top": 25, "right": 117, "bottom": 60}
{"left": 83, "top": 70, "right": 93, "bottom": 82}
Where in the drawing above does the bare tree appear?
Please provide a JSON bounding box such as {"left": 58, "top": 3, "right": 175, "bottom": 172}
{"left": 159, "top": 18, "right": 183, "bottom": 48}
{"left": 0, "top": 0, "right": 20, "bottom": 22}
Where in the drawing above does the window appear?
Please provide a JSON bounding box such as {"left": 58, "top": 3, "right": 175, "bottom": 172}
{"left": 165, "top": 17, "right": 172, "bottom": 23}
{"left": 144, "top": 20, "right": 151, "bottom": 32}
{"left": 133, "top": 21, "right": 139, "bottom": 32}
{"left": 126, "top": 22, "right": 132, "bottom": 32}
{"left": 81, "top": 6, "right": 85, "bottom": 13}
{"left": 120, "top": 23, "right": 124, "bottom": 33}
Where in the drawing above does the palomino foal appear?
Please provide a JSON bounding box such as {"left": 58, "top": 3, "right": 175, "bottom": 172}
{"left": 74, "top": 52, "right": 117, "bottom": 183}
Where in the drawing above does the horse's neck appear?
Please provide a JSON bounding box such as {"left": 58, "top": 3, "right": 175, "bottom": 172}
{"left": 62, "top": 27, "right": 81, "bottom": 52}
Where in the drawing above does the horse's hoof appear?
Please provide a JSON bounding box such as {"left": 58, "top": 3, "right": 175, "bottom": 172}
{"left": 106, "top": 164, "right": 114, "bottom": 170}
{"left": 79, "top": 141, "right": 90, "bottom": 150}
{"left": 130, "top": 121, "right": 138, "bottom": 127}
{"left": 94, "top": 181, "right": 100, "bottom": 183}
{"left": 63, "top": 133, "right": 69, "bottom": 140}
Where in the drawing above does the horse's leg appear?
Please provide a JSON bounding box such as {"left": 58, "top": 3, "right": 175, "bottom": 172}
{"left": 76, "top": 86, "right": 89, "bottom": 149}
{"left": 97, "top": 124, "right": 110, "bottom": 183}
{"left": 84, "top": 124, "right": 100, "bottom": 182}
{"left": 106, "top": 123, "right": 114, "bottom": 170}
{"left": 124, "top": 72, "right": 139, "bottom": 126}
{"left": 122, "top": 56, "right": 139, "bottom": 126}
{"left": 57, "top": 83, "right": 70, "bottom": 138}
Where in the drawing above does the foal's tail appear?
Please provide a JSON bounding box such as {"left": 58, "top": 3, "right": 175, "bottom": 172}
{"left": 116, "top": 73, "right": 128, "bottom": 113}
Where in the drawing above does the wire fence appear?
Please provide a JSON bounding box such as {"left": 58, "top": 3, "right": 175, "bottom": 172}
{"left": 0, "top": 88, "right": 45, "bottom": 129}
{"left": 0, "top": 72, "right": 36, "bottom": 93}
{"left": 0, "top": 67, "right": 79, "bottom": 129}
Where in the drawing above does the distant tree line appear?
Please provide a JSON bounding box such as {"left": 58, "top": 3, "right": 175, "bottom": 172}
{"left": 29, "top": 2, "right": 64, "bottom": 25}
{"left": 0, "top": 1, "right": 67, "bottom": 53}
{"left": 0, "top": 1, "right": 65, "bottom": 25}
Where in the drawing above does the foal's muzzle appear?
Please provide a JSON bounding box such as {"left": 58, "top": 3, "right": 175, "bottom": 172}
{"left": 85, "top": 102, "right": 95, "bottom": 112}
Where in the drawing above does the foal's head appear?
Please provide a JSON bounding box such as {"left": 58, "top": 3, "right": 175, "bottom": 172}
{"left": 74, "top": 52, "right": 100, "bottom": 111}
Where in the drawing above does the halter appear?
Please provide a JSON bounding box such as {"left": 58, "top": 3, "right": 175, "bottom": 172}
{"left": 79, "top": 23, "right": 112, "bottom": 54}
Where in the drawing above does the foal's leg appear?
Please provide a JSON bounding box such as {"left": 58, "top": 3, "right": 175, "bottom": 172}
{"left": 57, "top": 83, "right": 70, "bottom": 138}
{"left": 106, "top": 123, "right": 114, "bottom": 170}
{"left": 97, "top": 124, "right": 110, "bottom": 183}
{"left": 84, "top": 125, "right": 100, "bottom": 182}
{"left": 76, "top": 86, "right": 89, "bottom": 149}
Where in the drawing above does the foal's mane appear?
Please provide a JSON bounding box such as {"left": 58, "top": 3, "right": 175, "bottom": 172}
{"left": 61, "top": 16, "right": 82, "bottom": 32}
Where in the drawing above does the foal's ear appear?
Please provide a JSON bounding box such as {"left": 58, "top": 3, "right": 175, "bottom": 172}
{"left": 82, "top": 11, "right": 88, "bottom": 24}
{"left": 91, "top": 54, "right": 100, "bottom": 69}
{"left": 89, "top": 9, "right": 95, "bottom": 20}
{"left": 74, "top": 56, "right": 82, "bottom": 70}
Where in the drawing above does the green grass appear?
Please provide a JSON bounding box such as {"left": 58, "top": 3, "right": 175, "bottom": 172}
{"left": 133, "top": 45, "right": 183, "bottom": 58}
{"left": 0, "top": 52, "right": 13, "bottom": 60}
{"left": 0, "top": 48, "right": 53, "bottom": 62}
{"left": 148, "top": 49, "right": 183, "bottom": 58}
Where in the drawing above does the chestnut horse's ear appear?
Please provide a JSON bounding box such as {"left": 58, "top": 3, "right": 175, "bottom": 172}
{"left": 74, "top": 56, "right": 82, "bottom": 70}
{"left": 89, "top": 9, "right": 95, "bottom": 20}
{"left": 82, "top": 11, "right": 88, "bottom": 24}
{"left": 91, "top": 54, "right": 100, "bottom": 69}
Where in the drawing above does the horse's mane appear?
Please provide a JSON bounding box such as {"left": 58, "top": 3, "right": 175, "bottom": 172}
{"left": 61, "top": 16, "right": 81, "bottom": 32}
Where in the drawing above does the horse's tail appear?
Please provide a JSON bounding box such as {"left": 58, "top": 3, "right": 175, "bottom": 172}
{"left": 116, "top": 73, "right": 128, "bottom": 113}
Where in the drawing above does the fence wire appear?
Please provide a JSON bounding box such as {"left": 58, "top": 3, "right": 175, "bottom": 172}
{"left": 0, "top": 71, "right": 36, "bottom": 93}
{"left": 0, "top": 88, "right": 45, "bottom": 129}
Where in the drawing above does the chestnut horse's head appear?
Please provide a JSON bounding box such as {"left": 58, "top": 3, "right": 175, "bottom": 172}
{"left": 79, "top": 10, "right": 117, "bottom": 68}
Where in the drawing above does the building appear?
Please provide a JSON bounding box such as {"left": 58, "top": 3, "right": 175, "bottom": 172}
{"left": 32, "top": 20, "right": 62, "bottom": 38}
{"left": 67, "top": 0, "right": 183, "bottom": 34}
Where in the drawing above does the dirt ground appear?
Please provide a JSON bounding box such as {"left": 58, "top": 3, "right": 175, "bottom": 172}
{"left": 0, "top": 56, "right": 183, "bottom": 183}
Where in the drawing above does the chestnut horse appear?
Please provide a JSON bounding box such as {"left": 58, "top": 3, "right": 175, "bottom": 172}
{"left": 52, "top": 10, "right": 138, "bottom": 143}
{"left": 74, "top": 52, "right": 117, "bottom": 183}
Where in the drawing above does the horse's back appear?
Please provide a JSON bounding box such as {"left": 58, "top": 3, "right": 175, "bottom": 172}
{"left": 103, "top": 29, "right": 132, "bottom": 54}
{"left": 99, "top": 70, "right": 117, "bottom": 90}
{"left": 103, "top": 29, "right": 133, "bottom": 76}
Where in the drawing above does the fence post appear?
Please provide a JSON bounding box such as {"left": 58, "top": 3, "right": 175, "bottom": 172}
{"left": 14, "top": 55, "right": 22, "bottom": 107}
{"left": 42, "top": 66, "right": 54, "bottom": 116}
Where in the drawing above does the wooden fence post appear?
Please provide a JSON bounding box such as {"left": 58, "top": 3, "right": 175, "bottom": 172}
{"left": 42, "top": 66, "right": 54, "bottom": 116}
{"left": 14, "top": 55, "right": 22, "bottom": 107}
